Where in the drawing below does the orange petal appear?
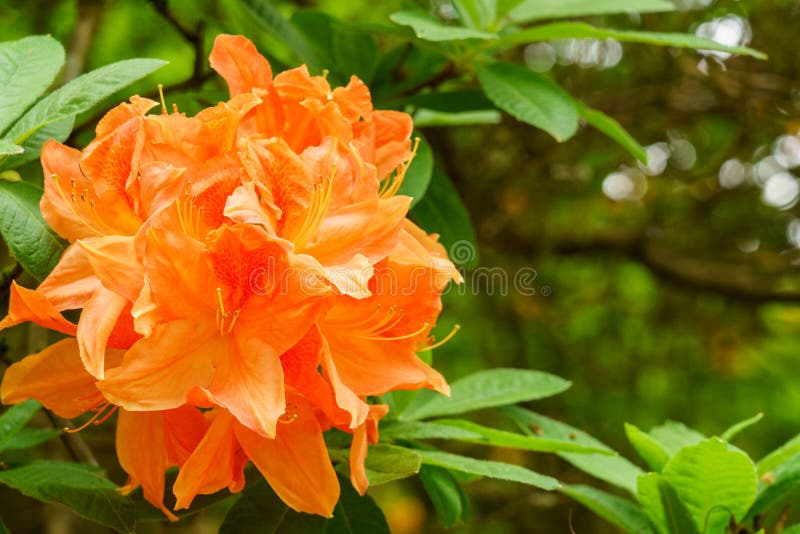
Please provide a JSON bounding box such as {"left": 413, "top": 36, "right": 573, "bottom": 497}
{"left": 116, "top": 410, "right": 177, "bottom": 521}
{"left": 0, "top": 339, "right": 114, "bottom": 419}
{"left": 36, "top": 243, "right": 101, "bottom": 311}
{"left": 0, "top": 282, "right": 76, "bottom": 335}
{"left": 209, "top": 35, "right": 273, "bottom": 96}
{"left": 98, "top": 320, "right": 217, "bottom": 411}
{"left": 373, "top": 110, "right": 413, "bottom": 181}
{"left": 77, "top": 286, "right": 128, "bottom": 379}
{"left": 233, "top": 400, "right": 340, "bottom": 517}
{"left": 349, "top": 404, "right": 390, "bottom": 495}
{"left": 319, "top": 335, "right": 369, "bottom": 429}
{"left": 162, "top": 405, "right": 209, "bottom": 467}
{"left": 173, "top": 410, "right": 242, "bottom": 509}
{"left": 78, "top": 235, "right": 143, "bottom": 303}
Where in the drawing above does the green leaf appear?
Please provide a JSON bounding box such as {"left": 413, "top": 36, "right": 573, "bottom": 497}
{"left": 0, "top": 180, "right": 66, "bottom": 280}
{"left": 758, "top": 433, "right": 800, "bottom": 476}
{"left": 2, "top": 58, "right": 165, "bottom": 167}
{"left": 409, "top": 165, "right": 478, "bottom": 267}
{"left": 134, "top": 468, "right": 238, "bottom": 522}
{"left": 0, "top": 516, "right": 8, "bottom": 534}
{"left": 219, "top": 480, "right": 326, "bottom": 534}
{"left": 240, "top": 0, "right": 325, "bottom": 70}
{"left": 432, "top": 419, "right": 612, "bottom": 454}
{"left": 419, "top": 465, "right": 468, "bottom": 527}
{"left": 364, "top": 444, "right": 422, "bottom": 486}
{"left": 1, "top": 427, "right": 61, "bottom": 451}
{"left": 397, "top": 134, "right": 433, "bottom": 208}
{"left": 0, "top": 461, "right": 136, "bottom": 533}
{"left": 0, "top": 400, "right": 41, "bottom": 452}
{"left": 326, "top": 475, "right": 390, "bottom": 534}
{"left": 625, "top": 423, "right": 670, "bottom": 472}
{"left": 0, "top": 140, "right": 23, "bottom": 156}
{"left": 0, "top": 35, "right": 65, "bottom": 135}
{"left": 413, "top": 109, "right": 502, "bottom": 127}
{"left": 404, "top": 368, "right": 570, "bottom": 420}
{"left": 561, "top": 484, "right": 653, "bottom": 534}
{"left": 395, "top": 90, "right": 494, "bottom": 113}
{"left": 414, "top": 448, "right": 560, "bottom": 490}
{"left": 574, "top": 101, "right": 647, "bottom": 163}
{"left": 501, "top": 406, "right": 643, "bottom": 494}
{"left": 720, "top": 413, "right": 764, "bottom": 442}
{"left": 661, "top": 438, "right": 757, "bottom": 533}
{"left": 496, "top": 22, "right": 767, "bottom": 59}
{"left": 507, "top": 0, "right": 675, "bottom": 23}
{"left": 390, "top": 11, "right": 498, "bottom": 41}
{"left": 648, "top": 421, "right": 706, "bottom": 456}
{"left": 746, "top": 452, "right": 800, "bottom": 521}
{"left": 637, "top": 473, "right": 699, "bottom": 534}
{"left": 7, "top": 116, "right": 74, "bottom": 167}
{"left": 380, "top": 420, "right": 485, "bottom": 441}
{"left": 333, "top": 26, "right": 379, "bottom": 85}
{"left": 477, "top": 62, "right": 578, "bottom": 142}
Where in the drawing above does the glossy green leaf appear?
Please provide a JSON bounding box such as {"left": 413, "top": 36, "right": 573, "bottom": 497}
{"left": 396, "top": 134, "right": 433, "bottom": 208}
{"left": 758, "top": 433, "right": 800, "bottom": 476}
{"left": 239, "top": 0, "right": 324, "bottom": 70}
{"left": 477, "top": 61, "right": 578, "bottom": 141}
{"left": 409, "top": 165, "right": 478, "bottom": 267}
{"left": 364, "top": 444, "right": 422, "bottom": 486}
{"left": 415, "top": 448, "right": 560, "bottom": 490}
{"left": 2, "top": 58, "right": 165, "bottom": 167}
{"left": 219, "top": 480, "right": 325, "bottom": 534}
{"left": 0, "top": 181, "right": 66, "bottom": 280}
{"left": 0, "top": 140, "right": 23, "bottom": 156}
{"left": 326, "top": 475, "right": 390, "bottom": 534}
{"left": 432, "top": 419, "right": 612, "bottom": 454}
{"left": 501, "top": 406, "right": 643, "bottom": 494}
{"left": 496, "top": 22, "right": 766, "bottom": 59}
{"left": 0, "top": 35, "right": 65, "bottom": 135}
{"left": 419, "top": 465, "right": 469, "bottom": 527}
{"left": 746, "top": 452, "right": 800, "bottom": 521}
{"left": 624, "top": 423, "right": 670, "bottom": 472}
{"left": 720, "top": 413, "right": 764, "bottom": 442}
{"left": 574, "top": 101, "right": 647, "bottom": 162}
{"left": 0, "top": 400, "right": 42, "bottom": 453}
{"left": 380, "top": 420, "right": 484, "bottom": 441}
{"left": 1, "top": 427, "right": 61, "bottom": 451}
{"left": 662, "top": 438, "right": 757, "bottom": 533}
{"left": 561, "top": 484, "right": 653, "bottom": 534}
{"left": 637, "top": 473, "right": 698, "bottom": 534}
{"left": 507, "top": 0, "right": 675, "bottom": 23}
{"left": 0, "top": 461, "right": 136, "bottom": 533}
{"left": 390, "top": 11, "right": 497, "bottom": 41}
{"left": 404, "top": 368, "right": 570, "bottom": 420}
{"left": 648, "top": 421, "right": 706, "bottom": 456}
{"left": 8, "top": 116, "right": 75, "bottom": 167}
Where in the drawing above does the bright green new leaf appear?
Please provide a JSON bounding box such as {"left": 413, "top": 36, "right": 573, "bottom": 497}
{"left": 396, "top": 133, "right": 433, "bottom": 208}
{"left": 2, "top": 58, "right": 166, "bottom": 168}
{"left": 433, "top": 419, "right": 612, "bottom": 454}
{"left": 409, "top": 165, "right": 478, "bottom": 267}
{"left": 0, "top": 140, "right": 23, "bottom": 156}
{"left": 0, "top": 180, "right": 66, "bottom": 280}
{"left": 403, "top": 368, "right": 570, "bottom": 420}
{"left": 647, "top": 421, "right": 706, "bottom": 456}
{"left": 390, "top": 11, "right": 498, "bottom": 41}
{"left": 0, "top": 35, "right": 65, "bottom": 135}
{"left": 501, "top": 406, "right": 643, "bottom": 494}
{"left": 0, "top": 400, "right": 42, "bottom": 453}
{"left": 413, "top": 109, "right": 503, "bottom": 127}
{"left": 662, "top": 438, "right": 757, "bottom": 533}
{"left": 574, "top": 101, "right": 647, "bottom": 163}
{"left": 477, "top": 62, "right": 578, "bottom": 141}
{"left": 0, "top": 461, "right": 136, "bottom": 533}
{"left": 419, "top": 465, "right": 469, "bottom": 527}
{"left": 720, "top": 412, "right": 764, "bottom": 442}
{"left": 561, "top": 484, "right": 653, "bottom": 534}
{"left": 219, "top": 480, "right": 326, "bottom": 534}
{"left": 496, "top": 22, "right": 766, "bottom": 59}
{"left": 624, "top": 423, "right": 670, "bottom": 472}
{"left": 637, "top": 473, "right": 698, "bottom": 534}
{"left": 414, "top": 448, "right": 560, "bottom": 490}
{"left": 507, "top": 0, "right": 675, "bottom": 24}
{"left": 326, "top": 475, "right": 391, "bottom": 534}
{"left": 364, "top": 445, "right": 422, "bottom": 486}
{"left": 746, "top": 452, "right": 800, "bottom": 521}
{"left": 758, "top": 432, "right": 800, "bottom": 475}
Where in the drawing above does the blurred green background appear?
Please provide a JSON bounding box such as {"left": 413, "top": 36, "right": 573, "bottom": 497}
{"left": 1, "top": 0, "right": 800, "bottom": 532}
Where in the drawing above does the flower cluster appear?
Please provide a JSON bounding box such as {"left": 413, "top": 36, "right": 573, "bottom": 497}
{"left": 0, "top": 35, "right": 460, "bottom": 518}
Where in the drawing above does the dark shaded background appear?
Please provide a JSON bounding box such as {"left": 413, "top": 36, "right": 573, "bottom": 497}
{"left": 1, "top": 0, "right": 799, "bottom": 532}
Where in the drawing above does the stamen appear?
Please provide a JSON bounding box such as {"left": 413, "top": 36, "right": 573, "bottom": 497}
{"left": 226, "top": 309, "right": 241, "bottom": 334}
{"left": 424, "top": 324, "right": 461, "bottom": 351}
{"left": 172, "top": 103, "right": 179, "bottom": 113}
{"left": 359, "top": 322, "right": 429, "bottom": 341}
{"left": 279, "top": 403, "right": 299, "bottom": 424}
{"left": 380, "top": 137, "right": 420, "bottom": 199}
{"left": 292, "top": 164, "right": 335, "bottom": 250}
{"left": 65, "top": 402, "right": 116, "bottom": 433}
{"left": 158, "top": 84, "right": 167, "bottom": 114}
{"left": 216, "top": 287, "right": 226, "bottom": 317}
{"left": 51, "top": 174, "right": 104, "bottom": 237}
